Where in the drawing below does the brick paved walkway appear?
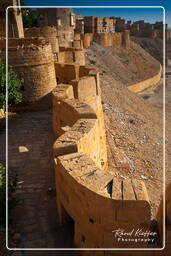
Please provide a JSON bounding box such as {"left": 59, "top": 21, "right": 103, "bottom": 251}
{"left": 0, "top": 110, "right": 77, "bottom": 255}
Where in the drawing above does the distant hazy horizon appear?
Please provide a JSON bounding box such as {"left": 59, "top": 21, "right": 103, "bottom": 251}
{"left": 73, "top": 7, "right": 163, "bottom": 26}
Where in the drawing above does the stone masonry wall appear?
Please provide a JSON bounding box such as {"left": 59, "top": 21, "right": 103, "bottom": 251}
{"left": 53, "top": 64, "right": 107, "bottom": 170}
{"left": 0, "top": 20, "right": 163, "bottom": 250}
{"left": 0, "top": 38, "right": 57, "bottom": 107}
{"left": 24, "top": 27, "right": 85, "bottom": 64}
{"left": 81, "top": 31, "right": 129, "bottom": 49}
{"left": 58, "top": 46, "right": 85, "bottom": 65}
{"left": 156, "top": 183, "right": 171, "bottom": 255}
{"left": 24, "top": 26, "right": 59, "bottom": 54}
{"left": 128, "top": 64, "right": 162, "bottom": 93}
{"left": 52, "top": 63, "right": 152, "bottom": 250}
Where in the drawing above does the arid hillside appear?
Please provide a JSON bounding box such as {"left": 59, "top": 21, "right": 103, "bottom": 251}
{"left": 86, "top": 42, "right": 170, "bottom": 218}
{"left": 132, "top": 36, "right": 171, "bottom": 64}
{"left": 86, "top": 41, "right": 160, "bottom": 87}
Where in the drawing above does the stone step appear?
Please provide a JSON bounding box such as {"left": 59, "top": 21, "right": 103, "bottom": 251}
{"left": 80, "top": 169, "right": 114, "bottom": 192}
{"left": 110, "top": 178, "right": 149, "bottom": 201}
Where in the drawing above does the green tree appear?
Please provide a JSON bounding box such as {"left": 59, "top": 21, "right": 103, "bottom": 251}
{"left": 0, "top": 163, "right": 18, "bottom": 226}
{"left": 0, "top": 60, "right": 22, "bottom": 110}
{"left": 20, "top": 0, "right": 38, "bottom": 28}
{"left": 0, "top": 163, "right": 6, "bottom": 226}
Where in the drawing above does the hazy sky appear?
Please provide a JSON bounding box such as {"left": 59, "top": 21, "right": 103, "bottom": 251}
{"left": 25, "top": 0, "right": 171, "bottom": 27}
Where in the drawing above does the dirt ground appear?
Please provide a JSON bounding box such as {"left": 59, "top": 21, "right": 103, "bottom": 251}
{"left": 139, "top": 66, "right": 171, "bottom": 188}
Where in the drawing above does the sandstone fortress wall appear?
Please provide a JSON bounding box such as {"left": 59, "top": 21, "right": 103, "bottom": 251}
{"left": 52, "top": 63, "right": 151, "bottom": 250}
{"left": 24, "top": 26, "right": 60, "bottom": 55}
{"left": 0, "top": 38, "right": 57, "bottom": 107}
{"left": 0, "top": 0, "right": 24, "bottom": 38}
{"left": 128, "top": 64, "right": 162, "bottom": 93}
{"left": 0, "top": 4, "right": 168, "bottom": 252}
{"left": 24, "top": 27, "right": 85, "bottom": 64}
{"left": 81, "top": 30, "right": 129, "bottom": 49}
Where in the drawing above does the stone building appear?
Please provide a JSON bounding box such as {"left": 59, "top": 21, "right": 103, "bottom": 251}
{"left": 95, "top": 17, "right": 115, "bottom": 33}
{"left": 37, "top": 8, "right": 75, "bottom": 46}
{"left": 84, "top": 16, "right": 115, "bottom": 33}
{"left": 84, "top": 16, "right": 95, "bottom": 33}
{"left": 75, "top": 19, "right": 84, "bottom": 34}
{"left": 74, "top": 14, "right": 84, "bottom": 34}
{"left": 115, "top": 17, "right": 125, "bottom": 32}
{"left": 0, "top": 0, "right": 24, "bottom": 38}
{"left": 130, "top": 20, "right": 165, "bottom": 39}
{"left": 166, "top": 29, "right": 171, "bottom": 41}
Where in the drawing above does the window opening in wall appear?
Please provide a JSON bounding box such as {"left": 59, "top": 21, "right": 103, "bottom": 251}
{"left": 106, "top": 179, "right": 113, "bottom": 198}
{"left": 89, "top": 218, "right": 94, "bottom": 224}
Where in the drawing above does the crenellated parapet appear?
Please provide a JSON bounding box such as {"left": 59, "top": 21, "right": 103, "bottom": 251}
{"left": 0, "top": 5, "right": 165, "bottom": 251}
{"left": 0, "top": 38, "right": 57, "bottom": 108}
{"left": 81, "top": 31, "right": 130, "bottom": 49}
{"left": 128, "top": 64, "right": 162, "bottom": 93}
{"left": 53, "top": 64, "right": 107, "bottom": 170}
{"left": 24, "top": 26, "right": 59, "bottom": 56}
{"left": 52, "top": 63, "right": 152, "bottom": 250}
{"left": 24, "top": 27, "right": 85, "bottom": 64}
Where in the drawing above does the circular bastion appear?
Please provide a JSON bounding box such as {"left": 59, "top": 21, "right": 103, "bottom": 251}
{"left": 24, "top": 26, "right": 59, "bottom": 55}
{"left": 0, "top": 38, "right": 57, "bottom": 108}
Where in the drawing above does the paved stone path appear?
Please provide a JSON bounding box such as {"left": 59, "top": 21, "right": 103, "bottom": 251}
{"left": 0, "top": 110, "right": 77, "bottom": 255}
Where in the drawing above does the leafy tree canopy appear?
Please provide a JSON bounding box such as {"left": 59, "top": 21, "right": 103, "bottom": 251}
{"left": 20, "top": 0, "right": 38, "bottom": 28}
{"left": 0, "top": 60, "right": 22, "bottom": 110}
{"left": 0, "top": 163, "right": 18, "bottom": 226}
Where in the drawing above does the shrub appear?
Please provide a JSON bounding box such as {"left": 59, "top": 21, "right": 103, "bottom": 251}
{"left": 20, "top": 0, "right": 38, "bottom": 28}
{"left": 0, "top": 60, "right": 22, "bottom": 110}
{"left": 0, "top": 163, "right": 5, "bottom": 226}
{"left": 0, "top": 163, "right": 18, "bottom": 227}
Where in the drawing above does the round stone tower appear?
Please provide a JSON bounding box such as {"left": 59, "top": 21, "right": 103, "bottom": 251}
{"left": 0, "top": 38, "right": 57, "bottom": 108}
{"left": 122, "top": 30, "right": 131, "bottom": 49}
{"left": 24, "top": 26, "right": 59, "bottom": 60}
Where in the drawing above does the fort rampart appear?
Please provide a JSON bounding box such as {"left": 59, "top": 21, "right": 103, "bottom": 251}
{"left": 24, "top": 26, "right": 59, "bottom": 54}
{"left": 0, "top": 38, "right": 57, "bottom": 107}
{"left": 0, "top": 27, "right": 164, "bottom": 251}
{"left": 52, "top": 63, "right": 152, "bottom": 251}
{"left": 81, "top": 30, "right": 129, "bottom": 49}
{"left": 128, "top": 64, "right": 162, "bottom": 93}
{"left": 58, "top": 46, "right": 85, "bottom": 65}
{"left": 24, "top": 27, "right": 85, "bottom": 64}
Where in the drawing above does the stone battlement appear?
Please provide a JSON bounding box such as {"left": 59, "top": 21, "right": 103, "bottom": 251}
{"left": 24, "top": 26, "right": 85, "bottom": 64}
{"left": 0, "top": 37, "right": 50, "bottom": 49}
{"left": 25, "top": 26, "right": 59, "bottom": 54}
{"left": 58, "top": 46, "right": 85, "bottom": 65}
{"left": 0, "top": 5, "right": 165, "bottom": 252}
{"left": 0, "top": 38, "right": 57, "bottom": 106}
{"left": 81, "top": 31, "right": 130, "bottom": 49}
{"left": 128, "top": 63, "right": 162, "bottom": 93}
{"left": 52, "top": 63, "right": 152, "bottom": 250}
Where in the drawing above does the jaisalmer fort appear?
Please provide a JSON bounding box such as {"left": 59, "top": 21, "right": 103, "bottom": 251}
{"left": 0, "top": 1, "right": 171, "bottom": 256}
